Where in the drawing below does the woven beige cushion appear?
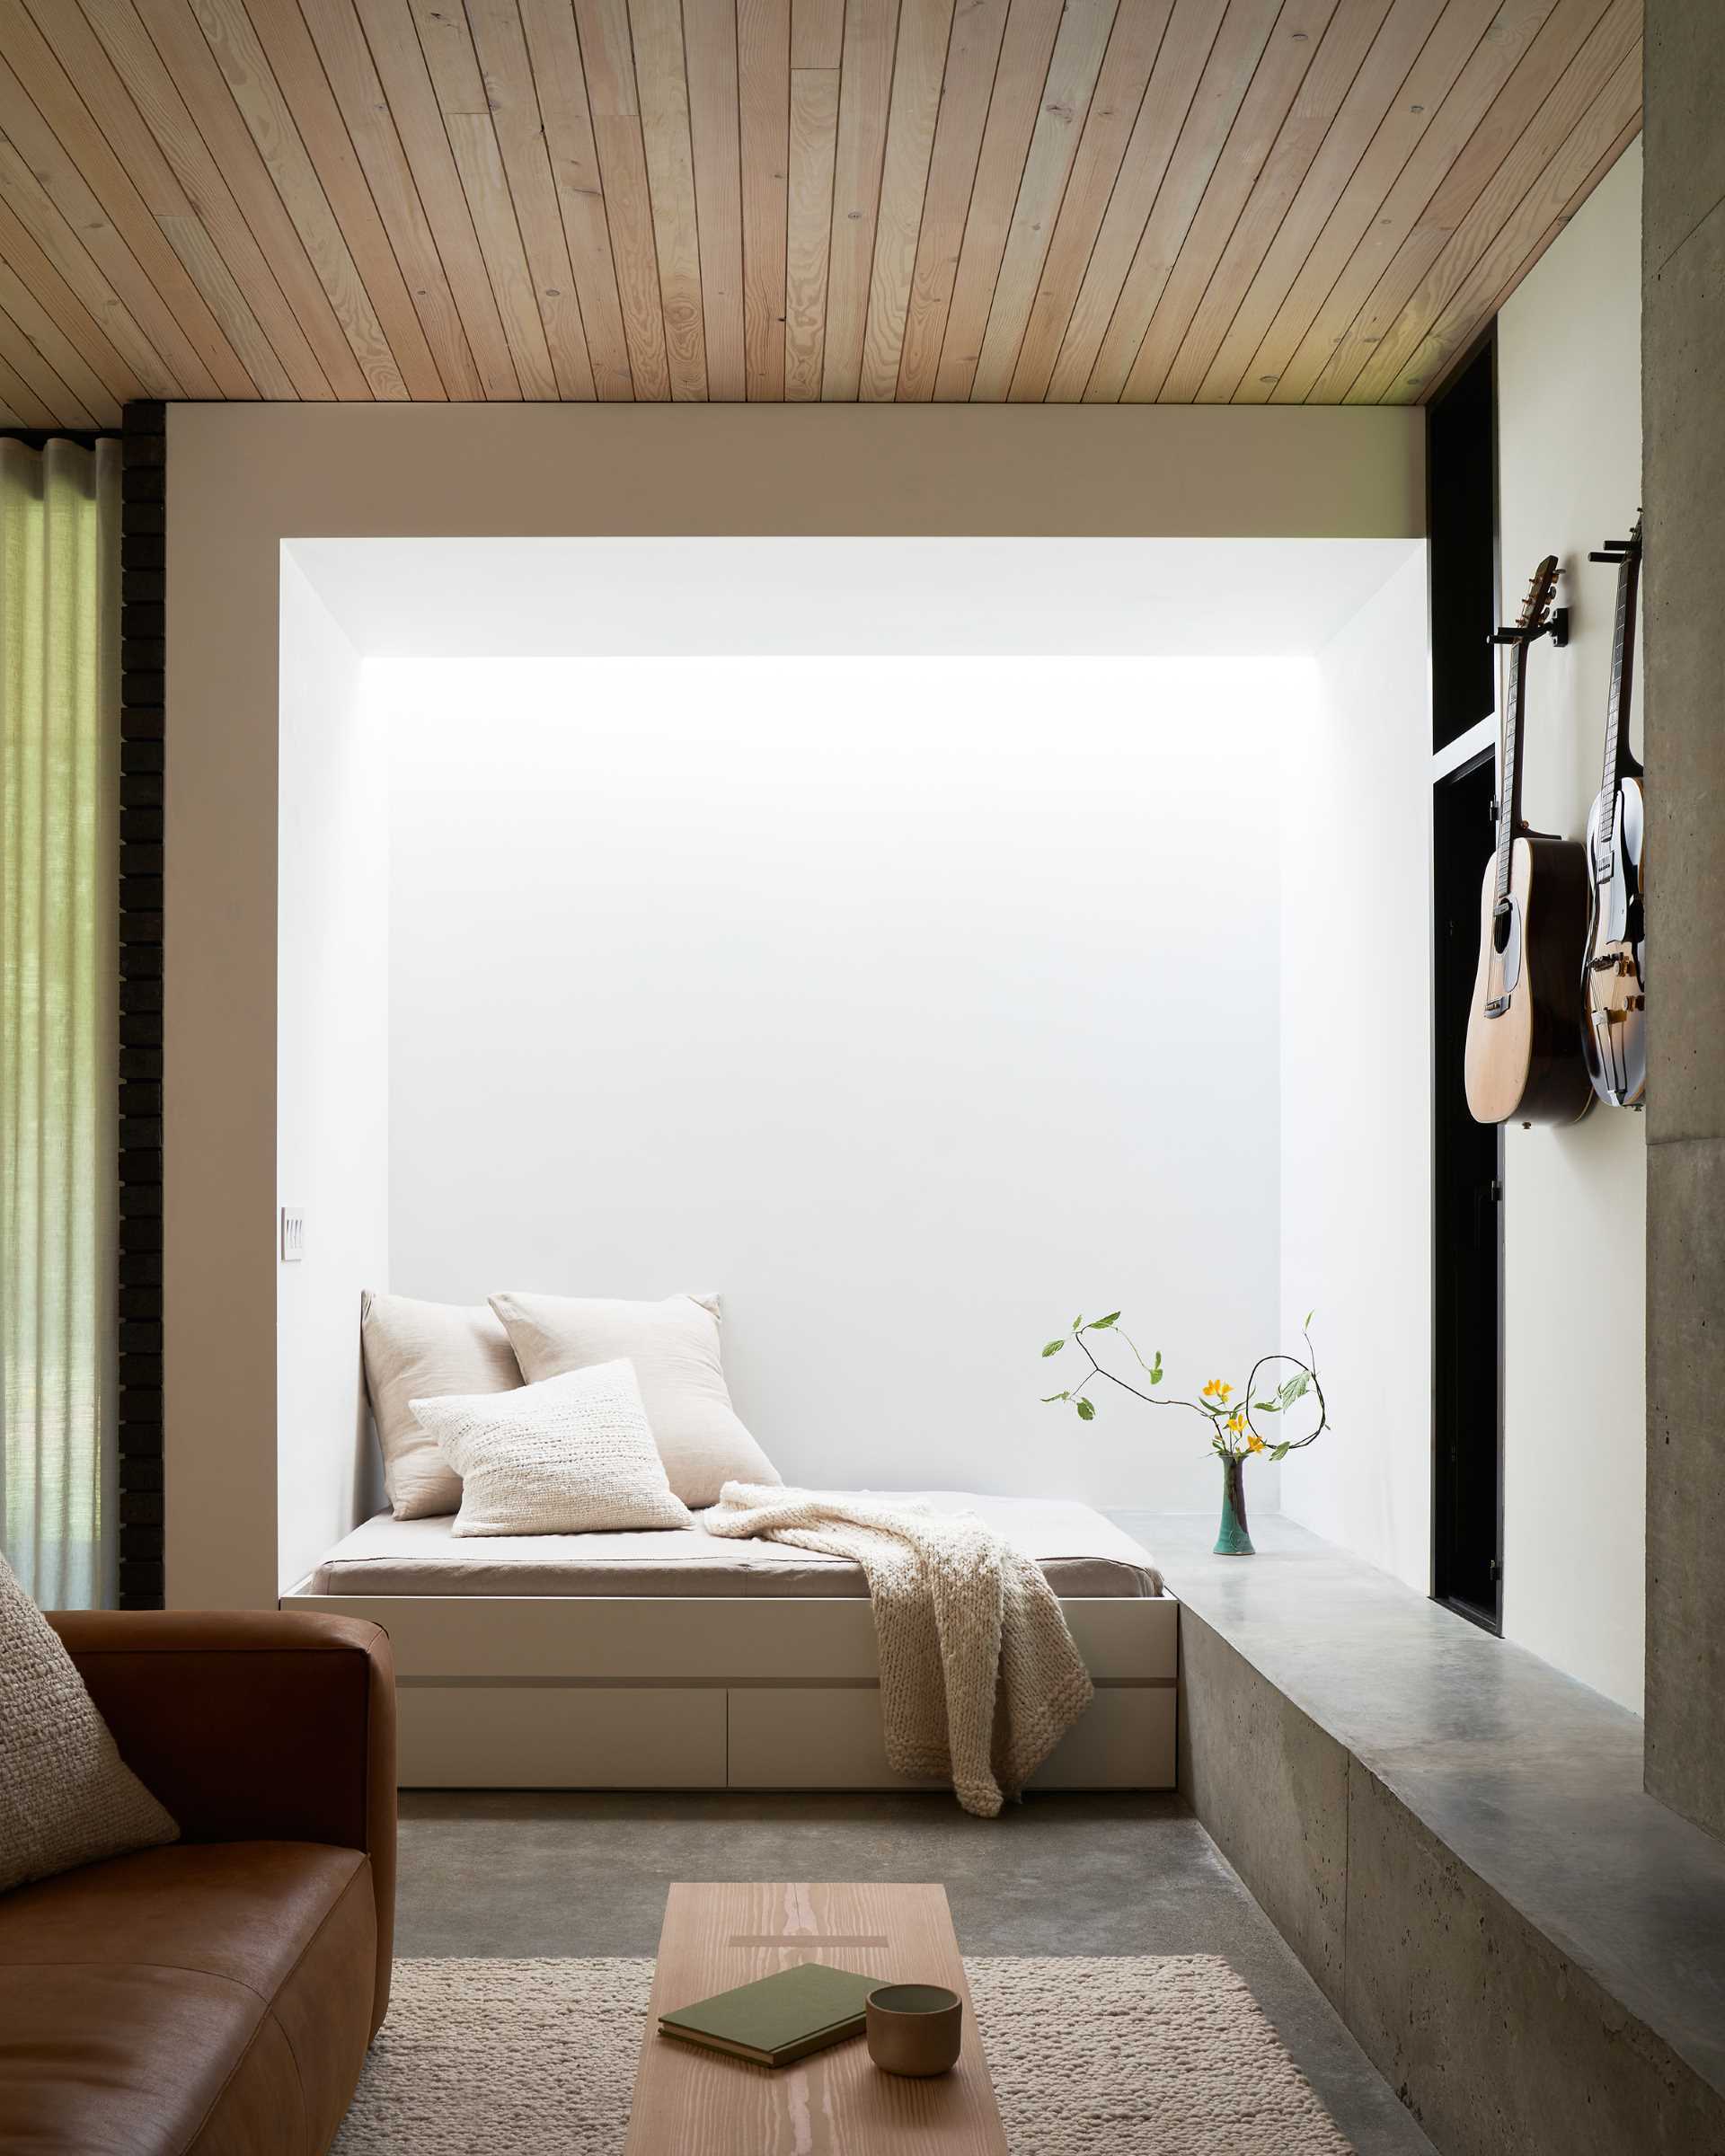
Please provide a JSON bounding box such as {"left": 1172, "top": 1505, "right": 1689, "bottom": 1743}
{"left": 489, "top": 1291, "right": 780, "bottom": 1507}
{"left": 411, "top": 1361, "right": 694, "bottom": 1538}
{"left": 363, "top": 1291, "right": 523, "bottom": 1519}
{"left": 0, "top": 1555, "right": 179, "bottom": 1894}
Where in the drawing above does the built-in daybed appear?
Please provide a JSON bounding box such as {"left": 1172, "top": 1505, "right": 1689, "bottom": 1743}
{"left": 283, "top": 1493, "right": 1177, "bottom": 1791}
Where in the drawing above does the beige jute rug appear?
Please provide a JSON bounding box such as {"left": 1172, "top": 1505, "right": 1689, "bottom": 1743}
{"left": 333, "top": 1955, "right": 1353, "bottom": 2154}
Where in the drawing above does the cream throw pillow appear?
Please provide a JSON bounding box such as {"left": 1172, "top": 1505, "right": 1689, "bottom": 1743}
{"left": 411, "top": 1361, "right": 694, "bottom": 1538}
{"left": 0, "top": 1555, "right": 179, "bottom": 1894}
{"left": 489, "top": 1291, "right": 780, "bottom": 1507}
{"left": 363, "top": 1291, "right": 523, "bottom": 1519}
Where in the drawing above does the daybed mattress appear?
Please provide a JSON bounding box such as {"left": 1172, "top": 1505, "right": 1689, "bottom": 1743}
{"left": 308, "top": 1493, "right": 1163, "bottom": 1600}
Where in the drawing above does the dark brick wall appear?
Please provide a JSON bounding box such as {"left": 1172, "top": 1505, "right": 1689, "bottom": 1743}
{"left": 119, "top": 402, "right": 165, "bottom": 1608}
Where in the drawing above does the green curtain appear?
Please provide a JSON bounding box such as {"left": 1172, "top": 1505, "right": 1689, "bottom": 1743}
{"left": 1, "top": 437, "right": 120, "bottom": 1609}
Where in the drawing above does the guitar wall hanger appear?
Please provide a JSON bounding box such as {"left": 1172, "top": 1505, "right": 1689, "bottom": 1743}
{"left": 1490, "top": 608, "right": 1569, "bottom": 649}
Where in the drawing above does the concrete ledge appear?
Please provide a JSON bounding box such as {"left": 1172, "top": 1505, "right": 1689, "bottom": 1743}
{"left": 1123, "top": 1512, "right": 1725, "bottom": 2156}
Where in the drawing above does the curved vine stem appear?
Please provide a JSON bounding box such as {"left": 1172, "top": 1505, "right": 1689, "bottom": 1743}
{"left": 1061, "top": 1320, "right": 1329, "bottom": 1461}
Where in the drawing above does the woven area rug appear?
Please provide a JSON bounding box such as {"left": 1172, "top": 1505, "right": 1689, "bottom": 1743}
{"left": 333, "top": 1956, "right": 1353, "bottom": 2154}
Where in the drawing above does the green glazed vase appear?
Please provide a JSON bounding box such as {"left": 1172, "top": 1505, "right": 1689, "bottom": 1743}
{"left": 1215, "top": 1454, "right": 1255, "bottom": 1556}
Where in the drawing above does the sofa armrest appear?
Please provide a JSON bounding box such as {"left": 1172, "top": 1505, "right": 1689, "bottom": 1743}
{"left": 49, "top": 1609, "right": 396, "bottom": 2031}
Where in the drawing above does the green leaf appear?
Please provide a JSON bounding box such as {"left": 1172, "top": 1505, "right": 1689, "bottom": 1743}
{"left": 1041, "top": 1339, "right": 1066, "bottom": 1358}
{"left": 1253, "top": 1398, "right": 1280, "bottom": 1413}
{"left": 1041, "top": 1391, "right": 1070, "bottom": 1403}
{"left": 1149, "top": 1353, "right": 1163, "bottom": 1383}
{"left": 1075, "top": 1398, "right": 1096, "bottom": 1421}
{"left": 1072, "top": 1314, "right": 1083, "bottom": 1334}
{"left": 1304, "top": 1310, "right": 1314, "bottom": 1330}
{"left": 1271, "top": 1442, "right": 1290, "bottom": 1462}
{"left": 1278, "top": 1372, "right": 1310, "bottom": 1406}
{"left": 1088, "top": 1311, "right": 1120, "bottom": 1331}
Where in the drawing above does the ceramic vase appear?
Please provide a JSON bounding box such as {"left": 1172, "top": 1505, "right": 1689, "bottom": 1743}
{"left": 1215, "top": 1454, "right": 1254, "bottom": 1555}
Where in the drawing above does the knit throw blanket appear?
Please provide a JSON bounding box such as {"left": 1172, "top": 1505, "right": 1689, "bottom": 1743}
{"left": 703, "top": 1486, "right": 1094, "bottom": 1818}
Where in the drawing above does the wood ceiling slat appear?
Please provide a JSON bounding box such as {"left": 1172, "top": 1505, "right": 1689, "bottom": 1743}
{"left": 462, "top": 0, "right": 608, "bottom": 398}
{"left": 1075, "top": 0, "right": 1281, "bottom": 402}
{"left": 784, "top": 65, "right": 839, "bottom": 396}
{"left": 1346, "top": 0, "right": 1637, "bottom": 398}
{"left": 189, "top": 0, "right": 429, "bottom": 397}
{"left": 54, "top": 0, "right": 334, "bottom": 399}
{"left": 571, "top": 0, "right": 673, "bottom": 399}
{"left": 1197, "top": 0, "right": 1498, "bottom": 403}
{"left": 0, "top": 343, "right": 58, "bottom": 428}
{"left": 1287, "top": 0, "right": 1608, "bottom": 400}
{"left": 333, "top": 0, "right": 522, "bottom": 396}
{"left": 1376, "top": 49, "right": 1638, "bottom": 397}
{"left": 1003, "top": 0, "right": 1176, "bottom": 402}
{"left": 1309, "top": 0, "right": 1623, "bottom": 398}
{"left": 931, "top": 0, "right": 1066, "bottom": 399}
{"left": 739, "top": 0, "right": 792, "bottom": 399}
{"left": 629, "top": 0, "right": 710, "bottom": 397}
{"left": 1243, "top": 0, "right": 1556, "bottom": 402}
{"left": 223, "top": 0, "right": 447, "bottom": 397}
{"left": 859, "top": 0, "right": 959, "bottom": 401}
{"left": 1035, "top": 0, "right": 1220, "bottom": 400}
{"left": 792, "top": 0, "right": 845, "bottom": 67}
{"left": 0, "top": 297, "right": 101, "bottom": 426}
{"left": 823, "top": 0, "right": 902, "bottom": 398}
{"left": 0, "top": 198, "right": 145, "bottom": 404}
{"left": 404, "top": 0, "right": 572, "bottom": 398}
{"left": 0, "top": 155, "right": 183, "bottom": 398}
{"left": 136, "top": 0, "right": 396, "bottom": 398}
{"left": 1152, "top": 0, "right": 1406, "bottom": 405}
{"left": 515, "top": 0, "right": 636, "bottom": 401}
{"left": 970, "top": 0, "right": 1136, "bottom": 401}
{"left": 0, "top": 263, "right": 125, "bottom": 421}
{"left": 0, "top": 38, "right": 247, "bottom": 396}
{"left": 686, "top": 0, "right": 748, "bottom": 399}
{"left": 893, "top": 0, "right": 1011, "bottom": 399}
{"left": 292, "top": 0, "right": 487, "bottom": 396}
{"left": 1126, "top": 0, "right": 1375, "bottom": 404}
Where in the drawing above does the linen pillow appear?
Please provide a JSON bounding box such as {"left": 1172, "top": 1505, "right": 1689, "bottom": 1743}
{"left": 0, "top": 1554, "right": 179, "bottom": 1895}
{"left": 411, "top": 1360, "right": 695, "bottom": 1538}
{"left": 488, "top": 1291, "right": 780, "bottom": 1507}
{"left": 362, "top": 1291, "right": 523, "bottom": 1519}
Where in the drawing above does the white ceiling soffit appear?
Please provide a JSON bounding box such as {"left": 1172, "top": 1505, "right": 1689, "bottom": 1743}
{"left": 285, "top": 537, "right": 1420, "bottom": 659}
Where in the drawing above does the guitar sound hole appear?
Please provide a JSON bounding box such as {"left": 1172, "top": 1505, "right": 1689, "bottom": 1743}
{"left": 1491, "top": 903, "right": 1513, "bottom": 955}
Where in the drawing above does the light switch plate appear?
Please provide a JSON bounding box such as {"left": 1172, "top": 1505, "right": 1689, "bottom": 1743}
{"left": 280, "top": 1206, "right": 305, "bottom": 1263}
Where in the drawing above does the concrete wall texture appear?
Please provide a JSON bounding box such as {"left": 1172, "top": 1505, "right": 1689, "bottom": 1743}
{"left": 1642, "top": 9, "right": 1725, "bottom": 1839}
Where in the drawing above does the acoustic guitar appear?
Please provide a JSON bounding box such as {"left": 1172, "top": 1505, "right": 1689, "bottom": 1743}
{"left": 1580, "top": 517, "right": 1645, "bottom": 1109}
{"left": 1463, "top": 556, "right": 1594, "bottom": 1128}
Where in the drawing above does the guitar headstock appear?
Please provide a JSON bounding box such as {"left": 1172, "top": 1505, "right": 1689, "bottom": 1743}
{"left": 1517, "top": 555, "right": 1561, "bottom": 636}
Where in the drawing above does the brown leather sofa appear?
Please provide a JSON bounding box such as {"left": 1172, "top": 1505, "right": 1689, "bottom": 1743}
{"left": 0, "top": 1612, "right": 395, "bottom": 2155}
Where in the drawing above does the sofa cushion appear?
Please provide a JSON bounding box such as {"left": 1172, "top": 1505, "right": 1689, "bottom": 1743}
{"left": 490, "top": 1289, "right": 780, "bottom": 1506}
{"left": 0, "top": 1842, "right": 376, "bottom": 2155}
{"left": 0, "top": 1551, "right": 178, "bottom": 1894}
{"left": 362, "top": 1290, "right": 522, "bottom": 1519}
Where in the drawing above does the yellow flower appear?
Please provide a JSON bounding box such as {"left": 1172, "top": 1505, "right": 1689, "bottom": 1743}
{"left": 1247, "top": 1432, "right": 1266, "bottom": 1455}
{"left": 1225, "top": 1412, "right": 1245, "bottom": 1436}
{"left": 1202, "top": 1379, "right": 1234, "bottom": 1402}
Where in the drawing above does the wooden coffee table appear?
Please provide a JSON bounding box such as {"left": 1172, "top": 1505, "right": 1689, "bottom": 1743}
{"left": 624, "top": 1882, "right": 1007, "bottom": 2152}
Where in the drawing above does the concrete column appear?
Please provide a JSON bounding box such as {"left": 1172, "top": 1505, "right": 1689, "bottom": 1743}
{"left": 1643, "top": 10, "right": 1725, "bottom": 1837}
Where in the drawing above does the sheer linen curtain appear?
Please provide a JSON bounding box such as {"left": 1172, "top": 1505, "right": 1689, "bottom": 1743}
{"left": 0, "top": 437, "right": 120, "bottom": 1608}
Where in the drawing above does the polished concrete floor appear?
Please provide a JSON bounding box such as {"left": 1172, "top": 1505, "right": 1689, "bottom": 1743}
{"left": 397, "top": 1785, "right": 1436, "bottom": 2154}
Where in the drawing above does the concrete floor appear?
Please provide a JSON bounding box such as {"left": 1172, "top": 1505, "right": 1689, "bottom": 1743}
{"left": 397, "top": 1785, "right": 1436, "bottom": 2155}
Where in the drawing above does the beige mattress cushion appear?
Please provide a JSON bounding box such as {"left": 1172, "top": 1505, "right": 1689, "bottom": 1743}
{"left": 307, "top": 1493, "right": 1163, "bottom": 1599}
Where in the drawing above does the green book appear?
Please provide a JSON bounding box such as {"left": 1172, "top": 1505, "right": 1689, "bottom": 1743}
{"left": 658, "top": 1961, "right": 880, "bottom": 2069}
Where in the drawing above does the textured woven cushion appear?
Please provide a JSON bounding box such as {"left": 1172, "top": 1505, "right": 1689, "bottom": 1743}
{"left": 0, "top": 1554, "right": 178, "bottom": 1894}
{"left": 411, "top": 1361, "right": 695, "bottom": 1539}
{"left": 489, "top": 1291, "right": 780, "bottom": 1507}
{"left": 362, "top": 1291, "right": 523, "bottom": 1519}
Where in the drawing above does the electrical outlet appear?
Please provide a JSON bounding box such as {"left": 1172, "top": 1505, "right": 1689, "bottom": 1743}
{"left": 280, "top": 1206, "right": 305, "bottom": 1263}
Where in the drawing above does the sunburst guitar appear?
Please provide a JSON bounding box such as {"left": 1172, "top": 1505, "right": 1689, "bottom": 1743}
{"left": 1464, "top": 555, "right": 1594, "bottom": 1128}
{"left": 1580, "top": 517, "right": 1645, "bottom": 1108}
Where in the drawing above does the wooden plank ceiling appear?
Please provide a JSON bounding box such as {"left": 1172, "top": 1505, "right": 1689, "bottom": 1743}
{"left": 0, "top": 0, "right": 1641, "bottom": 420}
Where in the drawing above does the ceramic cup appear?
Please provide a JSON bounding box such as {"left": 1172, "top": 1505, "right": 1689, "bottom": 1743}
{"left": 865, "top": 1984, "right": 963, "bottom": 2078}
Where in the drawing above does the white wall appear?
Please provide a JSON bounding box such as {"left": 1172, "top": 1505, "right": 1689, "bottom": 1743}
{"left": 1498, "top": 143, "right": 1645, "bottom": 1711}
{"left": 1278, "top": 549, "right": 1433, "bottom": 1586}
{"left": 276, "top": 552, "right": 389, "bottom": 1592}
{"left": 381, "top": 656, "right": 1295, "bottom": 1513}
